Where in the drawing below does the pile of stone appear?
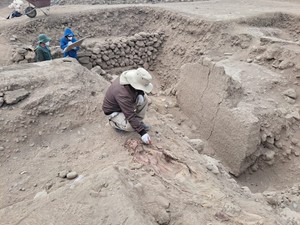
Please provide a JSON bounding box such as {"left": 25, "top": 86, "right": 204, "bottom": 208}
{"left": 11, "top": 46, "right": 63, "bottom": 64}
{"left": 78, "top": 32, "right": 165, "bottom": 70}
{"left": 11, "top": 47, "right": 36, "bottom": 64}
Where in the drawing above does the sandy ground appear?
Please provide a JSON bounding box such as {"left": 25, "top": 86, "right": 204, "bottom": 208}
{"left": 1, "top": 0, "right": 300, "bottom": 224}
{"left": 1, "top": 0, "right": 300, "bottom": 21}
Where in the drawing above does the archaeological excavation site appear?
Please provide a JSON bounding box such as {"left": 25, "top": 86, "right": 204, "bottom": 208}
{"left": 1, "top": 0, "right": 300, "bottom": 224}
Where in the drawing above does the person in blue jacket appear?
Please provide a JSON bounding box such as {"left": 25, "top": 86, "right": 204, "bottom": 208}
{"left": 60, "top": 28, "right": 79, "bottom": 59}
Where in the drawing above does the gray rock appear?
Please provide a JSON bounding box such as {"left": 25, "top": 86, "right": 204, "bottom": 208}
{"left": 279, "top": 60, "right": 294, "bottom": 70}
{"left": 274, "top": 140, "right": 283, "bottom": 149}
{"left": 78, "top": 57, "right": 90, "bottom": 64}
{"left": 17, "top": 48, "right": 28, "bottom": 55}
{"left": 25, "top": 51, "right": 35, "bottom": 62}
{"left": 285, "top": 111, "right": 300, "bottom": 120}
{"left": 283, "top": 88, "right": 297, "bottom": 99}
{"left": 4, "top": 88, "right": 29, "bottom": 105}
{"left": 0, "top": 93, "right": 3, "bottom": 97}
{"left": 0, "top": 146, "right": 4, "bottom": 151}
{"left": 284, "top": 96, "right": 296, "bottom": 104}
{"left": 206, "top": 163, "right": 219, "bottom": 174}
{"left": 67, "top": 171, "right": 78, "bottom": 179}
{"left": 263, "top": 150, "right": 275, "bottom": 161}
{"left": 136, "top": 41, "right": 145, "bottom": 47}
{"left": 187, "top": 139, "right": 204, "bottom": 153}
{"left": 102, "top": 55, "right": 110, "bottom": 61}
{"left": 12, "top": 52, "right": 24, "bottom": 62}
{"left": 92, "top": 47, "right": 101, "bottom": 54}
{"left": 91, "top": 66, "right": 102, "bottom": 75}
{"left": 291, "top": 138, "right": 299, "bottom": 145}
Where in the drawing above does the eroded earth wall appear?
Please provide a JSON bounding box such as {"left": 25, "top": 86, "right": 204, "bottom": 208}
{"left": 176, "top": 58, "right": 261, "bottom": 176}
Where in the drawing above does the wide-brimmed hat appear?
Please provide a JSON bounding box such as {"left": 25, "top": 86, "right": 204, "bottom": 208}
{"left": 120, "top": 68, "right": 153, "bottom": 93}
{"left": 38, "top": 34, "right": 51, "bottom": 43}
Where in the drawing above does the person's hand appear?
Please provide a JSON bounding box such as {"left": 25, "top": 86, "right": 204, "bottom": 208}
{"left": 141, "top": 133, "right": 151, "bottom": 145}
{"left": 136, "top": 94, "right": 144, "bottom": 106}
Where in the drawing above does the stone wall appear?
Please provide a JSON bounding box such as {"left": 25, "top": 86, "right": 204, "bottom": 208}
{"left": 10, "top": 32, "right": 165, "bottom": 71}
{"left": 78, "top": 31, "right": 165, "bottom": 70}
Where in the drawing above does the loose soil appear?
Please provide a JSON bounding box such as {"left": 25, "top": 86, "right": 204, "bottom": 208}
{"left": 1, "top": 0, "right": 300, "bottom": 224}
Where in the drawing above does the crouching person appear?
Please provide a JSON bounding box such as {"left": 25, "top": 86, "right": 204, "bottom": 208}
{"left": 102, "top": 68, "right": 153, "bottom": 145}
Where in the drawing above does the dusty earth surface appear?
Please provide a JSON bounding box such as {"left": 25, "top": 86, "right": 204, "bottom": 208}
{"left": 1, "top": 0, "right": 300, "bottom": 224}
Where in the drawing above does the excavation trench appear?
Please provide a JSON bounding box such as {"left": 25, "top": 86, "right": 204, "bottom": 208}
{"left": 1, "top": 7, "right": 300, "bottom": 193}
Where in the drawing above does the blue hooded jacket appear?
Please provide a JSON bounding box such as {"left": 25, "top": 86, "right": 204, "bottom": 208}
{"left": 60, "top": 28, "right": 79, "bottom": 59}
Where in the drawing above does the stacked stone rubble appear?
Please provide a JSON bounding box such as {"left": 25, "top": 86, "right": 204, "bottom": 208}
{"left": 11, "top": 46, "right": 63, "bottom": 64}
{"left": 78, "top": 32, "right": 165, "bottom": 70}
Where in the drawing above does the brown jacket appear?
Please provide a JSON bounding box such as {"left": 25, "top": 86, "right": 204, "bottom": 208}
{"left": 102, "top": 77, "right": 146, "bottom": 136}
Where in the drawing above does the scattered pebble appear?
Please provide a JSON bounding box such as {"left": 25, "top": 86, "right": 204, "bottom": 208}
{"left": 67, "top": 171, "right": 78, "bottom": 180}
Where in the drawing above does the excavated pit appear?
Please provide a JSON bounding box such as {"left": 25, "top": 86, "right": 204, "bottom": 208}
{"left": 1, "top": 5, "right": 300, "bottom": 224}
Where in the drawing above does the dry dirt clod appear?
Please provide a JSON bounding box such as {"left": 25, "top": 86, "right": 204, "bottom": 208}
{"left": 4, "top": 88, "right": 30, "bottom": 105}
{"left": 282, "top": 88, "right": 297, "bottom": 99}
{"left": 58, "top": 170, "right": 68, "bottom": 178}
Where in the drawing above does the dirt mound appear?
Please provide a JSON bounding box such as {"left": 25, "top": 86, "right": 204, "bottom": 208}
{"left": 0, "top": 58, "right": 297, "bottom": 224}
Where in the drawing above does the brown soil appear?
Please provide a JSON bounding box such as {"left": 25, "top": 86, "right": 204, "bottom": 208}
{"left": 1, "top": 0, "right": 300, "bottom": 224}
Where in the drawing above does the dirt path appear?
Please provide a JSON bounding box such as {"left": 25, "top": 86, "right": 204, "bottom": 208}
{"left": 1, "top": 0, "right": 300, "bottom": 23}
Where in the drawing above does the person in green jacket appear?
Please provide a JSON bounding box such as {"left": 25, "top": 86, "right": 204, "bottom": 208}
{"left": 35, "top": 34, "right": 52, "bottom": 62}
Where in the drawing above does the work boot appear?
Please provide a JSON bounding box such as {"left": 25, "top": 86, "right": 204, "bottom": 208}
{"left": 141, "top": 122, "right": 150, "bottom": 131}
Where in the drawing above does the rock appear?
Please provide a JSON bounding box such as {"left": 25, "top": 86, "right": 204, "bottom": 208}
{"left": 25, "top": 51, "right": 35, "bottom": 62}
{"left": 279, "top": 60, "right": 294, "bottom": 70}
{"left": 153, "top": 209, "right": 170, "bottom": 225}
{"left": 155, "top": 196, "right": 170, "bottom": 209}
{"left": 266, "top": 136, "right": 274, "bottom": 145}
{"left": 263, "top": 150, "right": 275, "bottom": 161}
{"left": 67, "top": 171, "right": 78, "bottom": 179}
{"left": 284, "top": 96, "right": 296, "bottom": 104}
{"left": 282, "top": 88, "right": 297, "bottom": 99}
{"left": 246, "top": 58, "right": 253, "bottom": 63}
{"left": 91, "top": 66, "right": 103, "bottom": 75}
{"left": 136, "top": 41, "right": 145, "bottom": 47}
{"left": 78, "top": 57, "right": 90, "bottom": 64}
{"left": 285, "top": 111, "right": 300, "bottom": 120}
{"left": 0, "top": 97, "right": 3, "bottom": 107}
{"left": 291, "top": 138, "right": 299, "bottom": 145}
{"left": 102, "top": 55, "right": 110, "bottom": 61}
{"left": 4, "top": 88, "right": 29, "bottom": 105}
{"left": 275, "top": 140, "right": 283, "bottom": 149}
{"left": 224, "top": 53, "right": 233, "bottom": 56}
{"left": 17, "top": 48, "right": 28, "bottom": 55}
{"left": 0, "top": 146, "right": 4, "bottom": 151}
{"left": 12, "top": 52, "right": 24, "bottom": 62}
{"left": 250, "top": 163, "right": 258, "bottom": 172}
{"left": 263, "top": 46, "right": 280, "bottom": 60}
{"left": 294, "top": 150, "right": 300, "bottom": 157}
{"left": 206, "top": 163, "right": 219, "bottom": 175}
{"left": 187, "top": 139, "right": 204, "bottom": 153}
{"left": 58, "top": 170, "right": 68, "bottom": 178}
